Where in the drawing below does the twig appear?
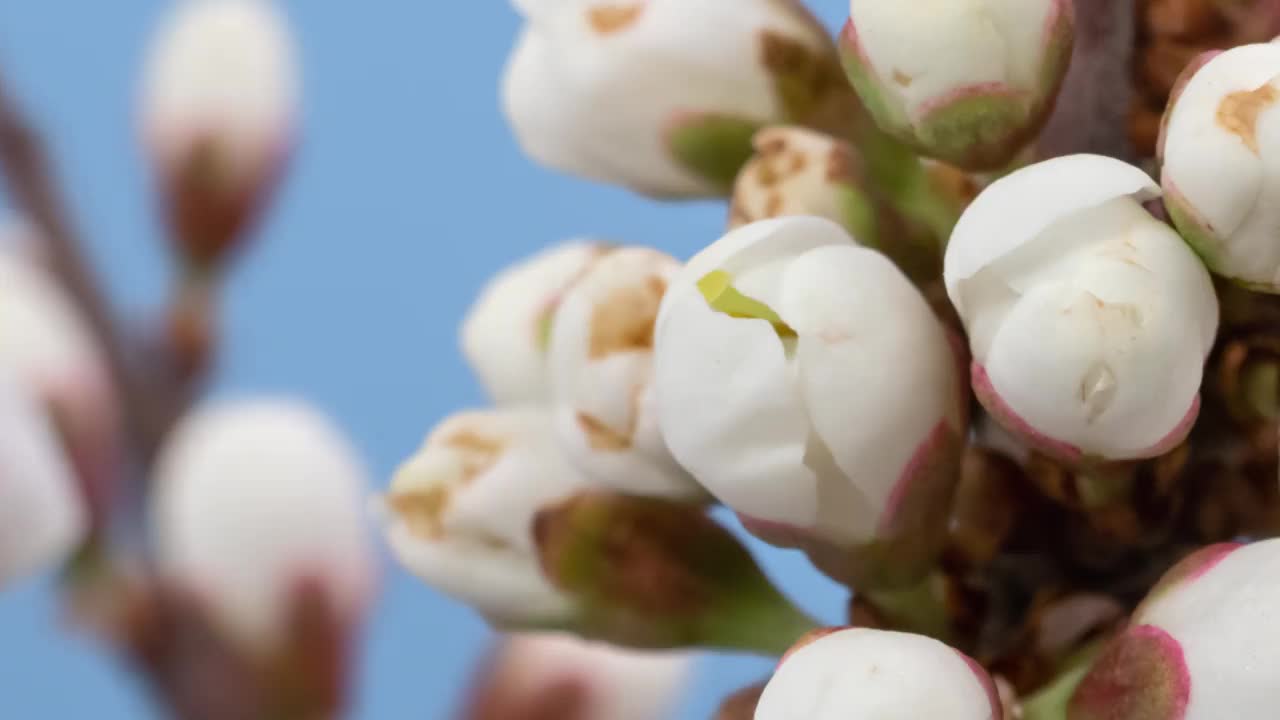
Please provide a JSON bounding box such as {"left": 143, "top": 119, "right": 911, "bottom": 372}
{"left": 1039, "top": 0, "right": 1139, "bottom": 161}
{"left": 0, "top": 67, "right": 195, "bottom": 467}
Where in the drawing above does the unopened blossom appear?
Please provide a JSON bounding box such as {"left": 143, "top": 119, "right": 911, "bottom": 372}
{"left": 380, "top": 409, "right": 591, "bottom": 629}
{"left": 503, "top": 0, "right": 844, "bottom": 197}
{"left": 945, "top": 154, "right": 1219, "bottom": 464}
{"left": 1160, "top": 42, "right": 1280, "bottom": 292}
{"left": 654, "top": 216, "right": 966, "bottom": 587}
{"left": 1070, "top": 540, "right": 1280, "bottom": 719}
{"left": 840, "top": 0, "right": 1074, "bottom": 170}
{"left": 152, "top": 399, "right": 375, "bottom": 653}
{"left": 0, "top": 242, "right": 118, "bottom": 524}
{"left": 756, "top": 628, "right": 1002, "bottom": 719}
{"left": 141, "top": 0, "right": 299, "bottom": 267}
{"left": 464, "top": 633, "right": 691, "bottom": 720}
{"left": 462, "top": 242, "right": 609, "bottom": 405}
{"left": 0, "top": 366, "right": 87, "bottom": 589}
{"left": 547, "top": 247, "right": 703, "bottom": 501}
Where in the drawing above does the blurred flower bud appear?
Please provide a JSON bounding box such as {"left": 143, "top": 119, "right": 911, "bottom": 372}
{"left": 380, "top": 409, "right": 590, "bottom": 629}
{"left": 756, "top": 627, "right": 1003, "bottom": 719}
{"left": 0, "top": 366, "right": 87, "bottom": 589}
{"left": 1160, "top": 43, "right": 1280, "bottom": 293}
{"left": 653, "top": 216, "right": 966, "bottom": 588}
{"left": 152, "top": 399, "right": 375, "bottom": 656}
{"left": 840, "top": 0, "right": 1074, "bottom": 170}
{"left": 141, "top": 0, "right": 299, "bottom": 269}
{"left": 1069, "top": 541, "right": 1280, "bottom": 720}
{"left": 945, "top": 154, "right": 1219, "bottom": 464}
{"left": 534, "top": 492, "right": 816, "bottom": 653}
{"left": 0, "top": 242, "right": 119, "bottom": 526}
{"left": 503, "top": 0, "right": 845, "bottom": 197}
{"left": 462, "top": 633, "right": 691, "bottom": 720}
{"left": 462, "top": 242, "right": 610, "bottom": 405}
{"left": 547, "top": 246, "right": 704, "bottom": 501}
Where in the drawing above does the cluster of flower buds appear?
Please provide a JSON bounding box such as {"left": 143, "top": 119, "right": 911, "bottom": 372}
{"left": 460, "top": 633, "right": 690, "bottom": 720}
{"left": 503, "top": 0, "right": 846, "bottom": 197}
{"left": 654, "top": 216, "right": 966, "bottom": 588}
{"left": 150, "top": 399, "right": 375, "bottom": 707}
{"left": 141, "top": 0, "right": 298, "bottom": 270}
{"left": 755, "top": 627, "right": 1003, "bottom": 719}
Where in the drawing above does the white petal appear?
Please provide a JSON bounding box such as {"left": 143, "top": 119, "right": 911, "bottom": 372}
{"left": 945, "top": 154, "right": 1161, "bottom": 314}
{"left": 0, "top": 367, "right": 86, "bottom": 588}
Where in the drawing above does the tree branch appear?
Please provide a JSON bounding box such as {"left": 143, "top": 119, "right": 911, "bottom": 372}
{"left": 1039, "top": 0, "right": 1139, "bottom": 161}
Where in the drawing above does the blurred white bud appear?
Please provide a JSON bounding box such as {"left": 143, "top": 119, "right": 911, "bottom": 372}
{"left": 1160, "top": 43, "right": 1280, "bottom": 293}
{"left": 945, "top": 154, "right": 1219, "bottom": 464}
{"left": 729, "top": 127, "right": 868, "bottom": 233}
{"left": 756, "top": 627, "right": 1002, "bottom": 719}
{"left": 840, "top": 0, "right": 1074, "bottom": 170}
{"left": 548, "top": 247, "right": 704, "bottom": 501}
{"left": 462, "top": 241, "right": 609, "bottom": 405}
{"left": 152, "top": 399, "right": 375, "bottom": 653}
{"left": 1070, "top": 541, "right": 1280, "bottom": 720}
{"left": 0, "top": 240, "right": 119, "bottom": 523}
{"left": 379, "top": 409, "right": 590, "bottom": 628}
{"left": 468, "top": 633, "right": 691, "bottom": 720}
{"left": 503, "top": 0, "right": 841, "bottom": 197}
{"left": 0, "top": 366, "right": 87, "bottom": 589}
{"left": 141, "top": 0, "right": 299, "bottom": 266}
{"left": 654, "top": 216, "right": 965, "bottom": 586}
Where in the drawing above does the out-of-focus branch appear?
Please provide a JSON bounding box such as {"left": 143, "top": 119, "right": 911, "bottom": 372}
{"left": 1039, "top": 0, "right": 1139, "bottom": 160}
{"left": 0, "top": 68, "right": 197, "bottom": 468}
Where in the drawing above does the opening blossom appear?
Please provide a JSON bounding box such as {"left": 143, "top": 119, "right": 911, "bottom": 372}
{"left": 0, "top": 366, "right": 87, "bottom": 590}
{"left": 945, "top": 154, "right": 1219, "bottom": 464}
{"left": 141, "top": 0, "right": 299, "bottom": 266}
{"left": 151, "top": 399, "right": 375, "bottom": 654}
{"left": 1160, "top": 41, "right": 1280, "bottom": 293}
{"left": 1070, "top": 541, "right": 1280, "bottom": 720}
{"left": 462, "top": 242, "right": 610, "bottom": 406}
{"left": 755, "top": 627, "right": 1002, "bottom": 719}
{"left": 502, "top": 0, "right": 843, "bottom": 197}
{"left": 653, "top": 216, "right": 966, "bottom": 587}
{"left": 839, "top": 0, "right": 1074, "bottom": 170}
{"left": 548, "top": 246, "right": 704, "bottom": 501}
{"left": 380, "top": 409, "right": 591, "bottom": 629}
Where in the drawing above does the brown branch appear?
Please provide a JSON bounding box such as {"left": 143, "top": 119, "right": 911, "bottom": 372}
{"left": 1039, "top": 0, "right": 1139, "bottom": 161}
{"left": 0, "top": 68, "right": 196, "bottom": 467}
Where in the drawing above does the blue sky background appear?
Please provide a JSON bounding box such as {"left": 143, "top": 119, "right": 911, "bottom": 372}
{"left": 0, "top": 2, "right": 848, "bottom": 717}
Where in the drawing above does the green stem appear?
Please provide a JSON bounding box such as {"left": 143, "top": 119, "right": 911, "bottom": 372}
{"left": 860, "top": 572, "right": 953, "bottom": 642}
{"left": 1021, "top": 642, "right": 1105, "bottom": 720}
{"left": 703, "top": 594, "right": 822, "bottom": 657}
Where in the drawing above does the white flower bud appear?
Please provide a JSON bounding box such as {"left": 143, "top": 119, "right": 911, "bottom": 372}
{"left": 548, "top": 247, "right": 704, "bottom": 501}
{"left": 945, "top": 154, "right": 1219, "bottom": 463}
{"left": 0, "top": 241, "right": 118, "bottom": 522}
{"left": 729, "top": 127, "right": 868, "bottom": 234}
{"left": 141, "top": 0, "right": 299, "bottom": 265}
{"left": 462, "top": 242, "right": 609, "bottom": 406}
{"left": 840, "top": 0, "right": 1074, "bottom": 170}
{"left": 1160, "top": 43, "right": 1280, "bottom": 293}
{"left": 151, "top": 399, "right": 375, "bottom": 653}
{"left": 756, "top": 627, "right": 1002, "bottom": 719}
{"left": 653, "top": 217, "right": 965, "bottom": 584}
{"left": 472, "top": 633, "right": 691, "bottom": 720}
{"left": 379, "top": 409, "right": 591, "bottom": 628}
{"left": 1070, "top": 541, "right": 1280, "bottom": 720}
{"left": 0, "top": 366, "right": 87, "bottom": 589}
{"left": 503, "top": 0, "right": 840, "bottom": 197}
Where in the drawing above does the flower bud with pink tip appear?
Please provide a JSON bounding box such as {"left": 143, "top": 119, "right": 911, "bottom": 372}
{"left": 1070, "top": 540, "right": 1280, "bottom": 720}
{"left": 141, "top": 0, "right": 299, "bottom": 268}
{"left": 653, "top": 216, "right": 966, "bottom": 587}
{"left": 548, "top": 246, "right": 704, "bottom": 501}
{"left": 151, "top": 399, "right": 376, "bottom": 657}
{"left": 756, "top": 627, "right": 1003, "bottom": 719}
{"left": 945, "top": 154, "right": 1219, "bottom": 465}
{"left": 839, "top": 0, "right": 1074, "bottom": 170}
